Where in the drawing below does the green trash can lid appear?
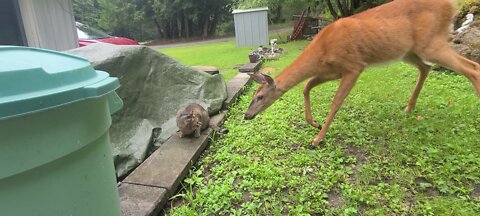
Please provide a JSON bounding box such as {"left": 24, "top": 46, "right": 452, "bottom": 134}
{"left": 0, "top": 46, "right": 120, "bottom": 120}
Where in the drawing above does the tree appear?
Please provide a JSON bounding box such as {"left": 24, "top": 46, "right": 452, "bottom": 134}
{"left": 96, "top": 0, "right": 157, "bottom": 41}
{"left": 73, "top": 0, "right": 99, "bottom": 26}
{"left": 322, "top": 0, "right": 390, "bottom": 19}
{"left": 152, "top": 0, "right": 234, "bottom": 39}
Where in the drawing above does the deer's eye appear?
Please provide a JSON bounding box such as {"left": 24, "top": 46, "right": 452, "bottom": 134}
{"left": 257, "top": 95, "right": 264, "bottom": 100}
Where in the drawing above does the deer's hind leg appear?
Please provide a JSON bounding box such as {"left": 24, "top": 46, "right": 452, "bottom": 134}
{"left": 303, "top": 76, "right": 328, "bottom": 128}
{"left": 420, "top": 42, "right": 480, "bottom": 95}
{"left": 402, "top": 53, "right": 431, "bottom": 112}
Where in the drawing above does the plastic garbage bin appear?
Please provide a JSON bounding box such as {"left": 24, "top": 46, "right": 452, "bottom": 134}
{"left": 0, "top": 46, "right": 123, "bottom": 216}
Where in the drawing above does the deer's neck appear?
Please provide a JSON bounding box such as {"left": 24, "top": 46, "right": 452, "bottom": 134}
{"left": 275, "top": 58, "right": 316, "bottom": 92}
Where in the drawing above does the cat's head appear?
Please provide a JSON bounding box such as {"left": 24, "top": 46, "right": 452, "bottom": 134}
{"left": 184, "top": 110, "right": 201, "bottom": 126}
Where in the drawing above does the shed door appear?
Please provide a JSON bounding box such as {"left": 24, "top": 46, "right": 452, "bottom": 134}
{"left": 0, "top": 0, "right": 26, "bottom": 46}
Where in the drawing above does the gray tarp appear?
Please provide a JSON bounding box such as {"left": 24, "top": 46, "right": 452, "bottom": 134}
{"left": 68, "top": 44, "right": 227, "bottom": 178}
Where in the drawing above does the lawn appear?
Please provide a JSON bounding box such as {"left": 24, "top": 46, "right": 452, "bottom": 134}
{"left": 159, "top": 31, "right": 292, "bottom": 82}
{"left": 161, "top": 39, "right": 480, "bottom": 215}
{"left": 159, "top": 40, "right": 244, "bottom": 82}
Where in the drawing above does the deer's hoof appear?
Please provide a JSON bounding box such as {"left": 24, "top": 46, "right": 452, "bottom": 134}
{"left": 309, "top": 139, "right": 325, "bottom": 149}
{"left": 310, "top": 120, "right": 322, "bottom": 129}
{"left": 405, "top": 105, "right": 414, "bottom": 113}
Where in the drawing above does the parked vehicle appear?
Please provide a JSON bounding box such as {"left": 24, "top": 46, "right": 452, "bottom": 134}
{"left": 76, "top": 22, "right": 139, "bottom": 47}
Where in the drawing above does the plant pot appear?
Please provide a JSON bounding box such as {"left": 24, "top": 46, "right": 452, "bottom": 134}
{"left": 248, "top": 54, "right": 257, "bottom": 63}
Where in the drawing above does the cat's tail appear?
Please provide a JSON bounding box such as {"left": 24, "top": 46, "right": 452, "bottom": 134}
{"left": 210, "top": 123, "right": 229, "bottom": 134}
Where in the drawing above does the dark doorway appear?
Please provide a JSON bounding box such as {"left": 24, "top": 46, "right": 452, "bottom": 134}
{"left": 0, "top": 0, "right": 27, "bottom": 46}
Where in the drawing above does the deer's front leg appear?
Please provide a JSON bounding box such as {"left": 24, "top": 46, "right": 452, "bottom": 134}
{"left": 303, "top": 76, "right": 326, "bottom": 129}
{"left": 312, "top": 72, "right": 360, "bottom": 147}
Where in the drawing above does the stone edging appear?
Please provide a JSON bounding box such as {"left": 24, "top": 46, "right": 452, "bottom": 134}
{"left": 118, "top": 73, "right": 252, "bottom": 215}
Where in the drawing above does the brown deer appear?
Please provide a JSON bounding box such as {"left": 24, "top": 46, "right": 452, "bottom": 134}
{"left": 244, "top": 0, "right": 480, "bottom": 148}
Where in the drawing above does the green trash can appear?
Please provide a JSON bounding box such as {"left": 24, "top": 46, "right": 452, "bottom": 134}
{"left": 0, "top": 46, "right": 123, "bottom": 216}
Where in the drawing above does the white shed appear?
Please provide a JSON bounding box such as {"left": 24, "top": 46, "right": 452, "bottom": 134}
{"left": 232, "top": 7, "right": 269, "bottom": 47}
{"left": 0, "top": 0, "right": 78, "bottom": 51}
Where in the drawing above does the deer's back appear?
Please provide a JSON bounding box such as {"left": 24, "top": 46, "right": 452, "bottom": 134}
{"left": 307, "top": 0, "right": 456, "bottom": 66}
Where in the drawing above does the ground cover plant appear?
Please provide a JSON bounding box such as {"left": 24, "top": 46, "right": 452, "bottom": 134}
{"left": 163, "top": 39, "right": 480, "bottom": 215}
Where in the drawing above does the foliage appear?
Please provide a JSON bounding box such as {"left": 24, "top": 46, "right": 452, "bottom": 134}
{"left": 151, "top": 0, "right": 235, "bottom": 39}
{"left": 455, "top": 0, "right": 480, "bottom": 28}
{"left": 74, "top": 0, "right": 235, "bottom": 41}
{"left": 96, "top": 0, "right": 155, "bottom": 41}
{"left": 322, "top": 0, "right": 390, "bottom": 19}
{"left": 164, "top": 39, "right": 480, "bottom": 214}
{"left": 73, "top": 0, "right": 99, "bottom": 26}
{"left": 236, "top": 0, "right": 310, "bottom": 23}
{"left": 236, "top": 0, "right": 391, "bottom": 24}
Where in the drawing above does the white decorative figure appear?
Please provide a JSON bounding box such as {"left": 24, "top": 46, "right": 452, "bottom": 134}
{"left": 456, "top": 14, "right": 474, "bottom": 33}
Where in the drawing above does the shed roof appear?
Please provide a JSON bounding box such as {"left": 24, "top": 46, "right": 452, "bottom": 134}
{"left": 232, "top": 7, "right": 268, "bottom": 14}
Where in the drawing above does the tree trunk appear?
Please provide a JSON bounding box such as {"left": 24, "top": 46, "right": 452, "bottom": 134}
{"left": 336, "top": 0, "right": 347, "bottom": 17}
{"left": 348, "top": 0, "right": 355, "bottom": 15}
{"left": 274, "top": 5, "right": 282, "bottom": 23}
{"left": 325, "top": 0, "right": 339, "bottom": 19}
{"left": 208, "top": 15, "right": 218, "bottom": 36}
{"left": 202, "top": 17, "right": 209, "bottom": 38}
{"left": 183, "top": 10, "right": 190, "bottom": 38}
{"left": 178, "top": 17, "right": 184, "bottom": 38}
{"left": 153, "top": 19, "right": 165, "bottom": 38}
{"left": 166, "top": 21, "right": 173, "bottom": 39}
{"left": 172, "top": 20, "right": 179, "bottom": 39}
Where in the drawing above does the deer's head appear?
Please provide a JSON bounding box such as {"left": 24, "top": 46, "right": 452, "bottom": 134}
{"left": 244, "top": 73, "right": 284, "bottom": 120}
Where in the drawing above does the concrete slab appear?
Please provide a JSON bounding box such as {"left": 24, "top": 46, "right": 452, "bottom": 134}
{"left": 124, "top": 129, "right": 211, "bottom": 196}
{"left": 238, "top": 61, "right": 262, "bottom": 72}
{"left": 123, "top": 112, "right": 227, "bottom": 198}
{"left": 223, "top": 73, "right": 252, "bottom": 108}
{"left": 191, "top": 65, "right": 219, "bottom": 75}
{"left": 211, "top": 110, "right": 228, "bottom": 127}
{"left": 119, "top": 72, "right": 251, "bottom": 215}
{"left": 119, "top": 183, "right": 167, "bottom": 216}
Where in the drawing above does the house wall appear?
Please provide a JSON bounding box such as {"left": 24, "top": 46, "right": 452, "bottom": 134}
{"left": 233, "top": 8, "right": 269, "bottom": 47}
{"left": 18, "top": 0, "right": 78, "bottom": 51}
{"left": 0, "top": 0, "right": 27, "bottom": 46}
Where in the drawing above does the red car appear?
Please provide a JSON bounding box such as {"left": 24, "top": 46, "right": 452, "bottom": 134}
{"left": 76, "top": 22, "right": 139, "bottom": 47}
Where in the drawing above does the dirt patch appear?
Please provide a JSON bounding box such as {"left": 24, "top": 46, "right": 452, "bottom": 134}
{"left": 233, "top": 176, "right": 243, "bottom": 187}
{"left": 167, "top": 196, "right": 187, "bottom": 209}
{"left": 243, "top": 191, "right": 254, "bottom": 202}
{"left": 345, "top": 146, "right": 367, "bottom": 164}
{"left": 288, "top": 119, "right": 306, "bottom": 130}
{"left": 344, "top": 146, "right": 367, "bottom": 183}
{"left": 260, "top": 67, "right": 277, "bottom": 74}
{"left": 471, "top": 184, "right": 480, "bottom": 198}
{"left": 327, "top": 190, "right": 344, "bottom": 208}
{"left": 414, "top": 177, "right": 440, "bottom": 196}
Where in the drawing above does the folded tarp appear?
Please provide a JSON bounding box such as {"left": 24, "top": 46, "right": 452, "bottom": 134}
{"left": 68, "top": 44, "right": 227, "bottom": 178}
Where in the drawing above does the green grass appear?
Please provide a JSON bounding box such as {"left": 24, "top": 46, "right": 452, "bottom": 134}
{"left": 158, "top": 30, "right": 292, "bottom": 82}
{"left": 159, "top": 39, "right": 247, "bottom": 82}
{"left": 164, "top": 39, "right": 480, "bottom": 215}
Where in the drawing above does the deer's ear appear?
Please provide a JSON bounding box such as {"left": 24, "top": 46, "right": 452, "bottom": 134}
{"left": 247, "top": 73, "right": 275, "bottom": 87}
{"left": 247, "top": 73, "right": 265, "bottom": 84}
{"left": 263, "top": 74, "right": 275, "bottom": 87}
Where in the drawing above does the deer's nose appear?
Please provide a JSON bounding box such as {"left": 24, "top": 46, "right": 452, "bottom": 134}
{"left": 244, "top": 114, "right": 254, "bottom": 120}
